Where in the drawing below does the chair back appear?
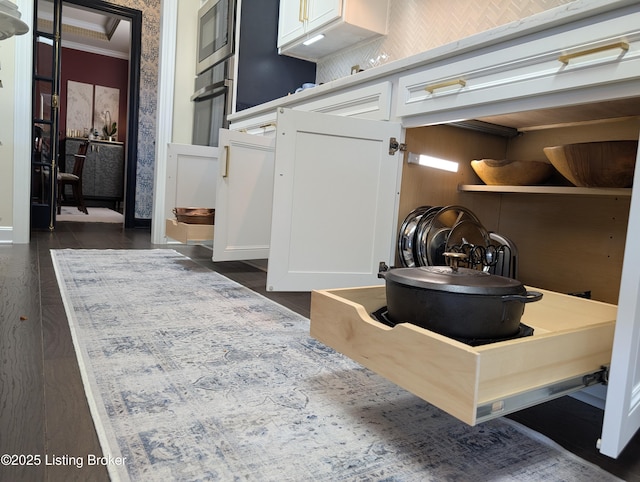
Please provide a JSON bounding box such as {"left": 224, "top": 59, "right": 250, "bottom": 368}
{"left": 69, "top": 142, "right": 89, "bottom": 177}
{"left": 71, "top": 154, "right": 86, "bottom": 178}
{"left": 77, "top": 141, "right": 89, "bottom": 156}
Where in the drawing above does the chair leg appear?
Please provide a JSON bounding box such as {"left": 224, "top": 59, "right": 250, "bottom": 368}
{"left": 57, "top": 182, "right": 63, "bottom": 214}
{"left": 75, "top": 181, "right": 88, "bottom": 214}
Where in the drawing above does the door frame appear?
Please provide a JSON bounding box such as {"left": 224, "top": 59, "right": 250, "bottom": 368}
{"left": 15, "top": 0, "right": 143, "bottom": 240}
{"left": 12, "top": 0, "right": 33, "bottom": 243}
{"left": 58, "top": 0, "right": 142, "bottom": 230}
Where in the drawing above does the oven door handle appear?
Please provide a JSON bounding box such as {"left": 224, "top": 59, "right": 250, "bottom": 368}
{"left": 191, "top": 79, "right": 231, "bottom": 102}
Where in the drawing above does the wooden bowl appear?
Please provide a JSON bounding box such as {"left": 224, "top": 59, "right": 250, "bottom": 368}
{"left": 543, "top": 141, "right": 638, "bottom": 188}
{"left": 470, "top": 159, "right": 555, "bottom": 186}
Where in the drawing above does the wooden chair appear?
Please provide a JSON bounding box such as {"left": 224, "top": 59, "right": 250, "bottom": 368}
{"left": 57, "top": 142, "right": 89, "bottom": 214}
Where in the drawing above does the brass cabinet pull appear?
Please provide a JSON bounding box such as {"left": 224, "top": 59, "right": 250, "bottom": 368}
{"left": 425, "top": 79, "right": 466, "bottom": 94}
{"left": 258, "top": 122, "right": 277, "bottom": 129}
{"left": 558, "top": 41, "right": 629, "bottom": 64}
{"left": 299, "top": 0, "right": 305, "bottom": 22}
{"left": 222, "top": 145, "right": 229, "bottom": 178}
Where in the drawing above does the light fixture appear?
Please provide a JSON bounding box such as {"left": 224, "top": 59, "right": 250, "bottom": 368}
{"left": 407, "top": 152, "right": 459, "bottom": 172}
{"left": 303, "top": 34, "right": 325, "bottom": 46}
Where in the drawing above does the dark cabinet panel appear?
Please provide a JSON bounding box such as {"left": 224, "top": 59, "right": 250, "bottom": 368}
{"left": 63, "top": 139, "right": 124, "bottom": 202}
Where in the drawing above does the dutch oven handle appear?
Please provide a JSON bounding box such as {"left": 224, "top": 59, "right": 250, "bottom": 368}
{"left": 378, "top": 261, "right": 390, "bottom": 279}
{"left": 501, "top": 291, "right": 543, "bottom": 303}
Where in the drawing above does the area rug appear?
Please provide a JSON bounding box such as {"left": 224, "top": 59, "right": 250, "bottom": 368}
{"left": 57, "top": 206, "right": 124, "bottom": 223}
{"left": 51, "top": 249, "right": 620, "bottom": 482}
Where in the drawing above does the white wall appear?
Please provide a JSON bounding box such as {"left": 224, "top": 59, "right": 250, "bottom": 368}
{"left": 171, "top": 1, "right": 199, "bottom": 144}
{"left": 0, "top": 36, "right": 16, "bottom": 236}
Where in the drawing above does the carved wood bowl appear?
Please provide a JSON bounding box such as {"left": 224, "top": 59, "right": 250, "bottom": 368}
{"left": 543, "top": 141, "right": 638, "bottom": 188}
{"left": 470, "top": 159, "right": 555, "bottom": 186}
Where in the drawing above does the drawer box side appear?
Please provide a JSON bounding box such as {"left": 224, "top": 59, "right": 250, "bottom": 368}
{"left": 475, "top": 322, "right": 615, "bottom": 405}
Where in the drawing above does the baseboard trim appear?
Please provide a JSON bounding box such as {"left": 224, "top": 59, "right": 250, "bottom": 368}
{"left": 0, "top": 226, "right": 14, "bottom": 244}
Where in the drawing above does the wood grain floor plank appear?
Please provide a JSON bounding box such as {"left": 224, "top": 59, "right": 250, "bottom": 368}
{"left": 0, "top": 246, "right": 46, "bottom": 482}
{"left": 43, "top": 357, "right": 109, "bottom": 482}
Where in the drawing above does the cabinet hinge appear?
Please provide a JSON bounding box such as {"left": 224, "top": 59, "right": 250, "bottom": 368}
{"left": 51, "top": 94, "right": 60, "bottom": 109}
{"left": 389, "top": 137, "right": 407, "bottom": 155}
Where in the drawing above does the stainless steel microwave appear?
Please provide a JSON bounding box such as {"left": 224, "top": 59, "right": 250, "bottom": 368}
{"left": 197, "top": 0, "right": 236, "bottom": 75}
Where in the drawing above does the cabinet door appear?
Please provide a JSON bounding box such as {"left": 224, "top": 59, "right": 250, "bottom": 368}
{"left": 277, "top": 0, "right": 307, "bottom": 48}
{"left": 266, "top": 108, "right": 402, "bottom": 292}
{"left": 93, "top": 144, "right": 124, "bottom": 198}
{"left": 600, "top": 141, "right": 640, "bottom": 458}
{"left": 212, "top": 129, "right": 275, "bottom": 261}
{"left": 306, "top": 0, "right": 341, "bottom": 32}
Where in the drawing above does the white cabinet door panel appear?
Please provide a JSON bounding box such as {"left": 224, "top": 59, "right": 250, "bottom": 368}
{"left": 600, "top": 139, "right": 640, "bottom": 458}
{"left": 212, "top": 129, "right": 275, "bottom": 261}
{"left": 164, "top": 143, "right": 219, "bottom": 222}
{"left": 277, "top": 0, "right": 306, "bottom": 47}
{"left": 307, "top": 0, "right": 341, "bottom": 33}
{"left": 266, "top": 108, "right": 402, "bottom": 292}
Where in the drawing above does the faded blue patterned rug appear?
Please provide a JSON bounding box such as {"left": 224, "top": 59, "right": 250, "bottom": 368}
{"left": 51, "top": 249, "right": 620, "bottom": 482}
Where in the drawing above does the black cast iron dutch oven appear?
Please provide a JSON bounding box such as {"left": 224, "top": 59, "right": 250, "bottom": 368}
{"left": 378, "top": 255, "right": 542, "bottom": 339}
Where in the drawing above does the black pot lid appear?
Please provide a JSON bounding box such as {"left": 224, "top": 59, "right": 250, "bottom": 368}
{"left": 384, "top": 266, "right": 525, "bottom": 295}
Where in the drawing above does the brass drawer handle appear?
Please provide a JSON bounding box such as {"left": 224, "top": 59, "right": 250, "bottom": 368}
{"left": 259, "top": 123, "right": 277, "bottom": 129}
{"left": 558, "top": 41, "right": 629, "bottom": 64}
{"left": 425, "top": 79, "right": 466, "bottom": 94}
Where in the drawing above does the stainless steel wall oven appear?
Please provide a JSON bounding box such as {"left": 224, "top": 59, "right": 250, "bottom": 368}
{"left": 191, "top": 61, "right": 233, "bottom": 147}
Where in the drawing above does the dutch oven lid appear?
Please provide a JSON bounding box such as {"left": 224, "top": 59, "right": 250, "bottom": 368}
{"left": 384, "top": 266, "right": 525, "bottom": 295}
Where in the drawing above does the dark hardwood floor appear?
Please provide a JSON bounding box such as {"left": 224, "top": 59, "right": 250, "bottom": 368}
{"left": 1, "top": 222, "right": 638, "bottom": 481}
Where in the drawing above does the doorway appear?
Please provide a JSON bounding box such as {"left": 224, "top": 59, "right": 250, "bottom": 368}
{"left": 31, "top": 0, "right": 141, "bottom": 230}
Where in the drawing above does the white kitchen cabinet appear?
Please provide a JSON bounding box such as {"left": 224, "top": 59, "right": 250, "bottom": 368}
{"left": 396, "top": 3, "right": 640, "bottom": 125}
{"left": 220, "top": 0, "right": 640, "bottom": 458}
{"left": 212, "top": 129, "right": 275, "bottom": 261}
{"left": 266, "top": 108, "right": 402, "bottom": 291}
{"left": 277, "top": 0, "right": 389, "bottom": 61}
{"left": 229, "top": 82, "right": 393, "bottom": 134}
{"left": 278, "top": 0, "right": 340, "bottom": 47}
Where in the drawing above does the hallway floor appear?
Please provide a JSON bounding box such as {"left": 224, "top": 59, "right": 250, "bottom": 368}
{"left": 1, "top": 222, "right": 638, "bottom": 481}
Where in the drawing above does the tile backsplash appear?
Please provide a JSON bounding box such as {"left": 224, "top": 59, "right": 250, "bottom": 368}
{"left": 316, "top": 0, "right": 573, "bottom": 84}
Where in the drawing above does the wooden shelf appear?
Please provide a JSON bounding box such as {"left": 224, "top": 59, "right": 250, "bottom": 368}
{"left": 459, "top": 184, "right": 632, "bottom": 196}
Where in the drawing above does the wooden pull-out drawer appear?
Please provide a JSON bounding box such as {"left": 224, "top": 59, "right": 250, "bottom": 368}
{"left": 310, "top": 286, "right": 616, "bottom": 425}
{"left": 165, "top": 219, "right": 214, "bottom": 244}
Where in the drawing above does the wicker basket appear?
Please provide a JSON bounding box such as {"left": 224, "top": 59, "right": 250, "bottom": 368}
{"left": 173, "top": 207, "right": 215, "bottom": 225}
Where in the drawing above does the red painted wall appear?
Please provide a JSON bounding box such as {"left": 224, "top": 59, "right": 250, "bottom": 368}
{"left": 59, "top": 47, "right": 129, "bottom": 145}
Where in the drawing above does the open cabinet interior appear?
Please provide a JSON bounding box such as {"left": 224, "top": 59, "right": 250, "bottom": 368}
{"left": 398, "top": 100, "right": 640, "bottom": 305}
{"left": 310, "top": 97, "right": 639, "bottom": 428}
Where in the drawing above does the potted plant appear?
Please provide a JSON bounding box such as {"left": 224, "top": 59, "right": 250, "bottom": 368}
{"left": 101, "top": 110, "right": 117, "bottom": 141}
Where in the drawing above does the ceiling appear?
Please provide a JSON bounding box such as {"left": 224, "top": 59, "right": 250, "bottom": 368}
{"left": 37, "top": 2, "right": 130, "bottom": 59}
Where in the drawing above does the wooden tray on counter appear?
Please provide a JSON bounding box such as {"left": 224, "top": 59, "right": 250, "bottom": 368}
{"left": 310, "top": 285, "right": 616, "bottom": 425}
